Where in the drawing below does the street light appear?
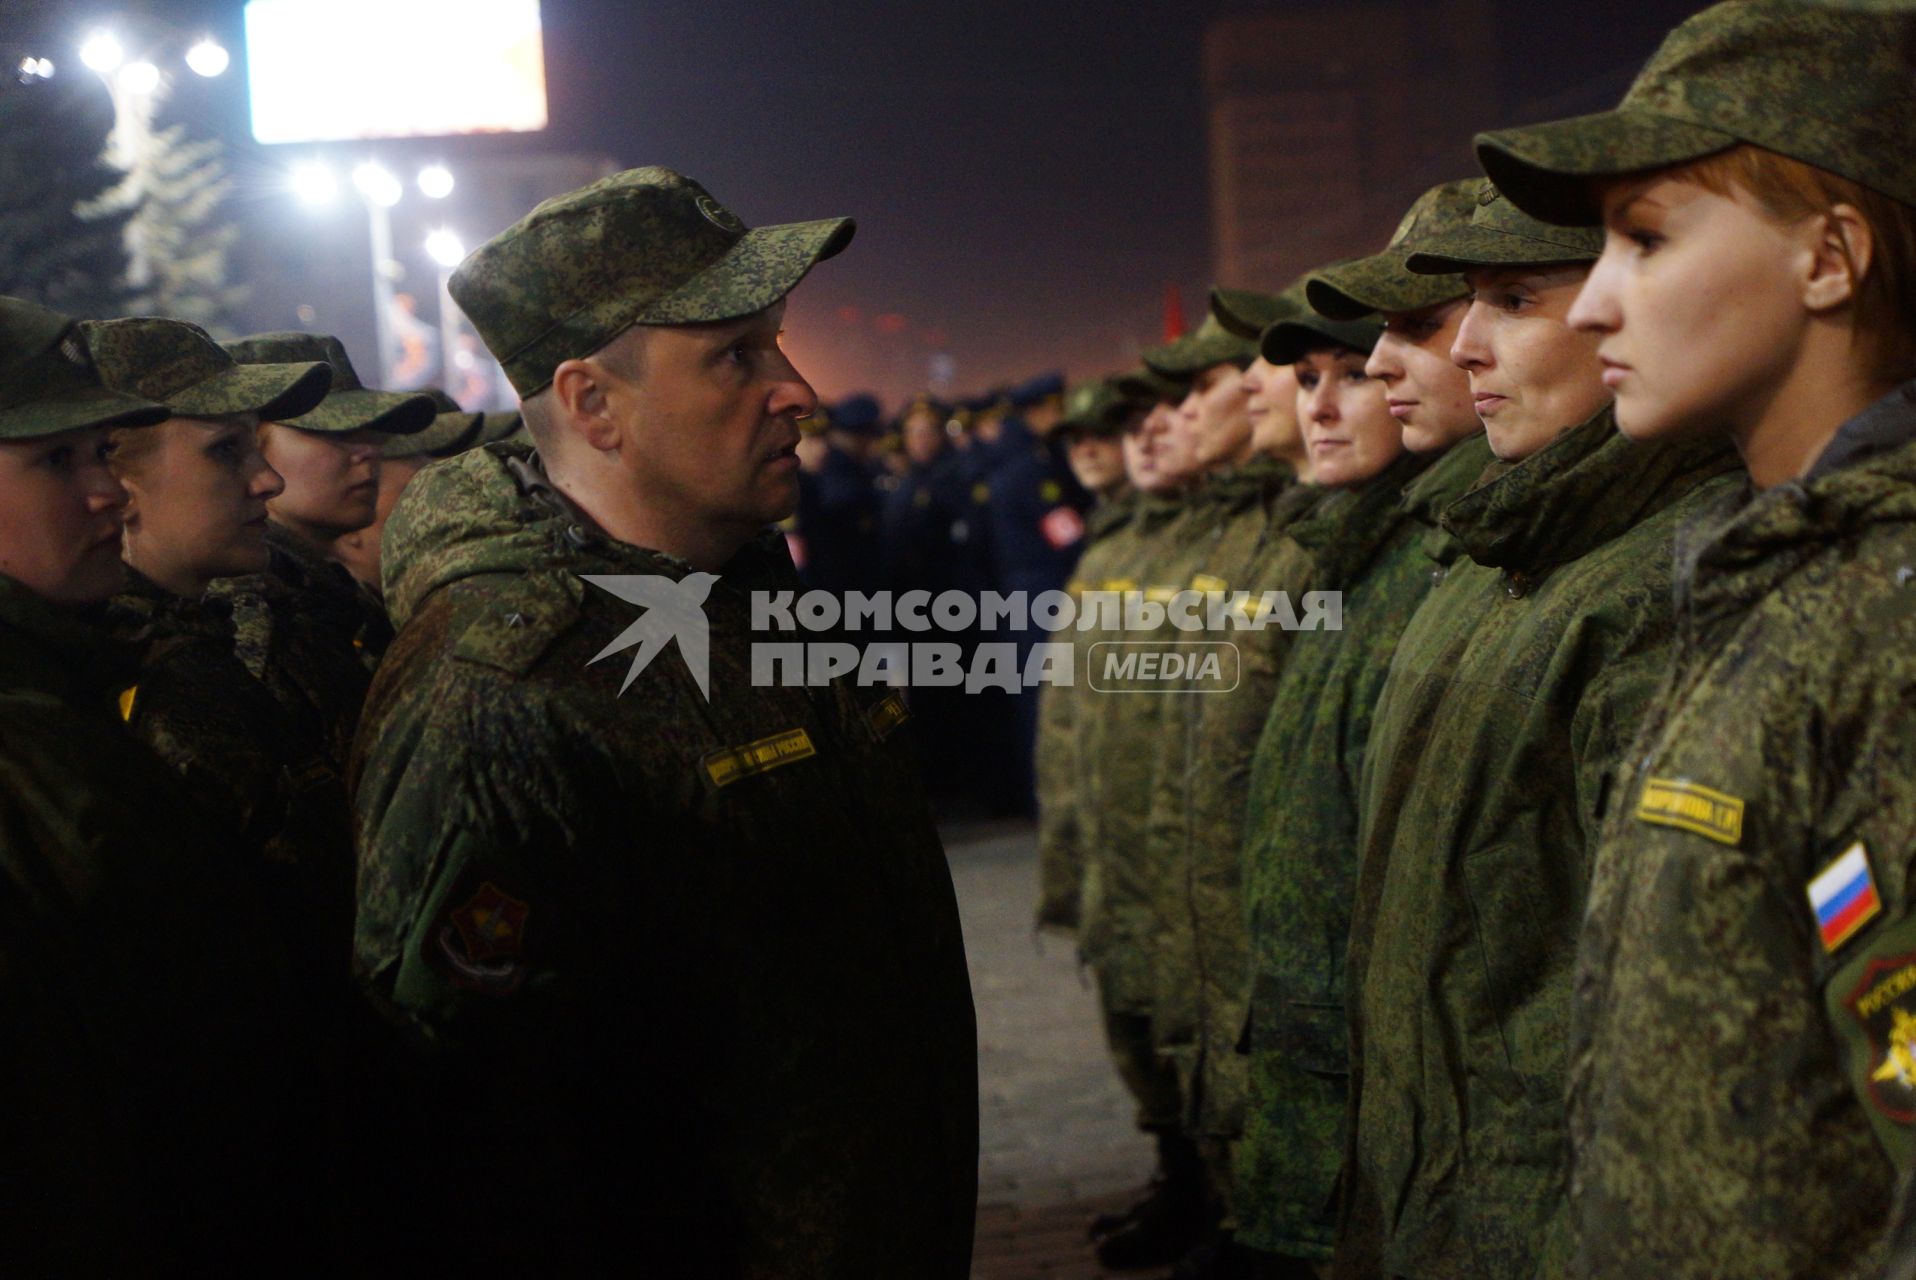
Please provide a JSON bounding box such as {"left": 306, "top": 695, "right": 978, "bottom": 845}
{"left": 351, "top": 161, "right": 403, "bottom": 209}
{"left": 424, "top": 229, "right": 465, "bottom": 269}
{"left": 79, "top": 30, "right": 123, "bottom": 74}
{"left": 119, "top": 60, "right": 160, "bottom": 95}
{"left": 17, "top": 57, "right": 55, "bottom": 80}
{"left": 184, "top": 38, "right": 228, "bottom": 78}
{"left": 417, "top": 165, "right": 455, "bottom": 200}
{"left": 290, "top": 161, "right": 337, "bottom": 207}
{"left": 425, "top": 230, "right": 467, "bottom": 392}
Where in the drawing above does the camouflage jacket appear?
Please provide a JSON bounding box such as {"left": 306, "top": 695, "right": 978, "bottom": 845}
{"left": 0, "top": 573, "right": 324, "bottom": 1270}
{"left": 107, "top": 569, "right": 356, "bottom": 985}
{"left": 1234, "top": 439, "right": 1488, "bottom": 1259}
{"left": 1076, "top": 485, "right": 1213, "bottom": 1011}
{"left": 351, "top": 444, "right": 978, "bottom": 1274}
{"left": 205, "top": 523, "right": 382, "bottom": 769}
{"left": 1036, "top": 492, "right": 1141, "bottom": 931}
{"left": 1340, "top": 411, "right": 1739, "bottom": 1280}
{"left": 1569, "top": 386, "right": 1916, "bottom": 1280}
{"left": 1141, "top": 457, "right": 1318, "bottom": 1137}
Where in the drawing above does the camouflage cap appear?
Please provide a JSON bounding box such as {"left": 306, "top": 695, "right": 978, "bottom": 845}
{"left": 1114, "top": 365, "right": 1184, "bottom": 405}
{"left": 382, "top": 389, "right": 526, "bottom": 458}
{"left": 0, "top": 296, "right": 170, "bottom": 441}
{"left": 1307, "top": 180, "right": 1479, "bottom": 320}
{"left": 1141, "top": 315, "right": 1257, "bottom": 380}
{"left": 1403, "top": 179, "right": 1602, "bottom": 274}
{"left": 1058, "top": 377, "right": 1130, "bottom": 436}
{"left": 1210, "top": 284, "right": 1306, "bottom": 341}
{"left": 450, "top": 166, "right": 855, "bottom": 397}
{"left": 381, "top": 389, "right": 480, "bottom": 458}
{"left": 1260, "top": 311, "right": 1388, "bottom": 366}
{"left": 1476, "top": 1, "right": 1916, "bottom": 226}
{"left": 81, "top": 317, "right": 331, "bottom": 422}
{"left": 224, "top": 332, "right": 435, "bottom": 436}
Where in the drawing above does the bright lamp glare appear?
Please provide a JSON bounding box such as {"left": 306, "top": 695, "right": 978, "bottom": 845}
{"left": 424, "top": 229, "right": 466, "bottom": 268}
{"left": 351, "top": 162, "right": 402, "bottom": 208}
{"left": 417, "top": 165, "right": 455, "bottom": 199}
{"left": 290, "top": 161, "right": 337, "bottom": 206}
{"left": 79, "top": 31, "right": 123, "bottom": 74}
{"left": 120, "top": 60, "right": 161, "bottom": 94}
{"left": 185, "top": 39, "right": 229, "bottom": 78}
{"left": 18, "top": 57, "right": 54, "bottom": 79}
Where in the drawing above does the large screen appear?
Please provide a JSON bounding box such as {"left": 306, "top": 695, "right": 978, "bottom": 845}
{"left": 245, "top": 0, "right": 548, "bottom": 144}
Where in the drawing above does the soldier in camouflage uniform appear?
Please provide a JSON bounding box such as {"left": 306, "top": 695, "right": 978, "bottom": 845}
{"left": 220, "top": 332, "right": 434, "bottom": 763}
{"left": 350, "top": 167, "right": 977, "bottom": 1273}
{"left": 1122, "top": 300, "right": 1317, "bottom": 1278}
{"left": 1036, "top": 375, "right": 1141, "bottom": 935}
{"left": 1230, "top": 180, "right": 1488, "bottom": 1274}
{"left": 334, "top": 388, "right": 523, "bottom": 592}
{"left": 1477, "top": 4, "right": 1916, "bottom": 1274}
{"left": 0, "top": 296, "right": 326, "bottom": 1269}
{"left": 1338, "top": 186, "right": 1740, "bottom": 1280}
{"left": 78, "top": 316, "right": 364, "bottom": 986}
{"left": 1078, "top": 362, "right": 1219, "bottom": 1270}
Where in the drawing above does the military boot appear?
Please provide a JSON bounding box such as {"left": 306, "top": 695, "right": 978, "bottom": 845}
{"left": 1092, "top": 1133, "right": 1210, "bottom": 1269}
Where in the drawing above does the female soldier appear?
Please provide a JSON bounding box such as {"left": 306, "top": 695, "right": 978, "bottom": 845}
{"left": 0, "top": 297, "right": 315, "bottom": 1269}
{"left": 81, "top": 316, "right": 363, "bottom": 984}
{"left": 1474, "top": 3, "right": 1916, "bottom": 1274}
{"left": 1232, "top": 178, "right": 1489, "bottom": 1274}
{"left": 220, "top": 331, "right": 433, "bottom": 761}
{"left": 1337, "top": 185, "right": 1738, "bottom": 1280}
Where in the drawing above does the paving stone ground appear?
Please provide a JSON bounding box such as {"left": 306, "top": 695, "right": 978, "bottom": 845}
{"left": 944, "top": 819, "right": 1157, "bottom": 1280}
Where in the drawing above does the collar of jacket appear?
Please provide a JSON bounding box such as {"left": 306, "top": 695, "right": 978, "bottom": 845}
{"left": 106, "top": 566, "right": 234, "bottom": 649}
{"left": 1677, "top": 383, "right": 1916, "bottom": 620}
{"left": 1288, "top": 450, "right": 1435, "bottom": 590}
{"left": 1086, "top": 489, "right": 1139, "bottom": 542}
{"left": 1439, "top": 405, "right": 1738, "bottom": 575}
{"left": 1400, "top": 432, "right": 1498, "bottom": 568}
{"left": 0, "top": 571, "right": 137, "bottom": 708}
{"left": 1209, "top": 455, "right": 1289, "bottom": 509}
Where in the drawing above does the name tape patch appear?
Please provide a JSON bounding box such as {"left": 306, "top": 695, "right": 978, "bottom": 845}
{"left": 1634, "top": 777, "right": 1745, "bottom": 846}
{"left": 703, "top": 728, "right": 816, "bottom": 789}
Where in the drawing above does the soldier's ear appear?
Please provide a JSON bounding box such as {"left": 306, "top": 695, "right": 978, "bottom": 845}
{"left": 550, "top": 356, "right": 623, "bottom": 454}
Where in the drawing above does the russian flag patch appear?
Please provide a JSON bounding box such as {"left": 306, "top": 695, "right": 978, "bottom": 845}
{"left": 1810, "top": 842, "right": 1883, "bottom": 955}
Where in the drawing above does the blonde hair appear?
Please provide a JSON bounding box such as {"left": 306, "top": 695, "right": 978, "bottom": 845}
{"left": 1673, "top": 145, "right": 1916, "bottom": 385}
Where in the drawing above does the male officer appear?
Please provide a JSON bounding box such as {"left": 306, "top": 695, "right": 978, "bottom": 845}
{"left": 351, "top": 167, "right": 978, "bottom": 1274}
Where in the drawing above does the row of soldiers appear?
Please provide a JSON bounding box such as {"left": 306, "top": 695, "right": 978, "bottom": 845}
{"left": 1038, "top": 4, "right": 1916, "bottom": 1279}
{"left": 0, "top": 167, "right": 982, "bottom": 1270}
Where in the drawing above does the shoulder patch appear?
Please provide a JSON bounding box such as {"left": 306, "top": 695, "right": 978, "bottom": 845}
{"left": 1828, "top": 908, "right": 1916, "bottom": 1166}
{"left": 703, "top": 728, "right": 816, "bottom": 788}
{"left": 1634, "top": 776, "right": 1744, "bottom": 846}
{"left": 866, "top": 690, "right": 911, "bottom": 741}
{"left": 427, "top": 873, "right": 537, "bottom": 996}
{"left": 451, "top": 573, "right": 584, "bottom": 675}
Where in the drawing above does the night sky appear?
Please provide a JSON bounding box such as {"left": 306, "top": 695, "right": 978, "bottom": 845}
{"left": 18, "top": 0, "right": 1705, "bottom": 406}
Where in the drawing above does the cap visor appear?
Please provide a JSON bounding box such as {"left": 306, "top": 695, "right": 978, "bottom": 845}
{"left": 1210, "top": 288, "right": 1299, "bottom": 341}
{"left": 382, "top": 410, "right": 481, "bottom": 458}
{"left": 1403, "top": 224, "right": 1600, "bottom": 275}
{"left": 641, "top": 217, "right": 857, "bottom": 325}
{"left": 474, "top": 411, "right": 525, "bottom": 446}
{"left": 1306, "top": 255, "right": 1466, "bottom": 321}
{"left": 280, "top": 386, "right": 438, "bottom": 435}
{"left": 1476, "top": 109, "right": 1741, "bottom": 227}
{"left": 1143, "top": 330, "right": 1255, "bottom": 379}
{"left": 0, "top": 384, "right": 172, "bottom": 440}
{"left": 1260, "top": 317, "right": 1382, "bottom": 366}
{"left": 170, "top": 360, "right": 332, "bottom": 422}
